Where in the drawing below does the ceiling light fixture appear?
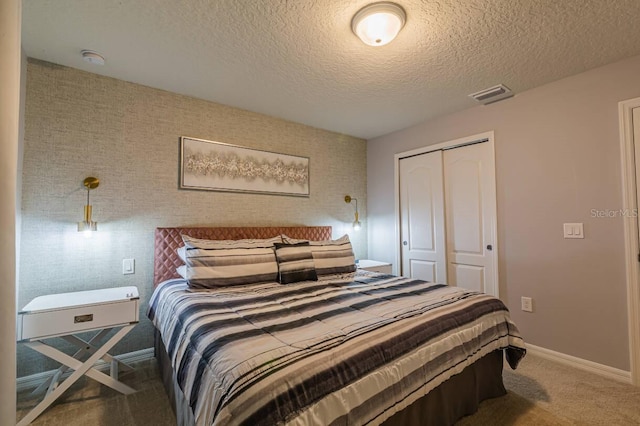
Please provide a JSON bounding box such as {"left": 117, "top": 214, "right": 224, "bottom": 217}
{"left": 81, "top": 49, "right": 105, "bottom": 66}
{"left": 351, "top": 2, "right": 406, "bottom": 46}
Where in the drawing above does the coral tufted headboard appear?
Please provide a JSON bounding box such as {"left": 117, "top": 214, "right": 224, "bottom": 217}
{"left": 153, "top": 226, "right": 332, "bottom": 287}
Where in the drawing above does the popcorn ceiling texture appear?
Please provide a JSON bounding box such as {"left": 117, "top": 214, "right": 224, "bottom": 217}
{"left": 21, "top": 0, "right": 640, "bottom": 138}
{"left": 18, "top": 59, "right": 366, "bottom": 378}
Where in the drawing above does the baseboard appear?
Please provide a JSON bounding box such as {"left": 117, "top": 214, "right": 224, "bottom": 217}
{"left": 526, "top": 344, "right": 632, "bottom": 384}
{"left": 16, "top": 347, "right": 155, "bottom": 392}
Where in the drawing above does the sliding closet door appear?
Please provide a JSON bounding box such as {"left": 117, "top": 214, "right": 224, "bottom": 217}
{"left": 399, "top": 151, "right": 447, "bottom": 283}
{"left": 443, "top": 142, "right": 497, "bottom": 295}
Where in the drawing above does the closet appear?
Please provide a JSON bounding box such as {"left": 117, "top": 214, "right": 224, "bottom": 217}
{"left": 398, "top": 135, "right": 498, "bottom": 296}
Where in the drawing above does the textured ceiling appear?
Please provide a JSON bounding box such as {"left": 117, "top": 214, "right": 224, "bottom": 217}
{"left": 21, "top": 0, "right": 640, "bottom": 139}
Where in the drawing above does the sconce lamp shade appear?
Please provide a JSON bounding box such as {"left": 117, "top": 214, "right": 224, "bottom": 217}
{"left": 77, "top": 210, "right": 97, "bottom": 232}
{"left": 78, "top": 177, "right": 99, "bottom": 237}
{"left": 352, "top": 2, "right": 406, "bottom": 46}
{"left": 345, "top": 195, "right": 362, "bottom": 231}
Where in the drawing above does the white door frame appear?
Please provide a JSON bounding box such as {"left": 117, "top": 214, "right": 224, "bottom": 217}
{"left": 618, "top": 96, "right": 640, "bottom": 386}
{"left": 394, "top": 131, "right": 499, "bottom": 296}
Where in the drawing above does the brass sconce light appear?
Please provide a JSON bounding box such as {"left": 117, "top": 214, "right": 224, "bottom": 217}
{"left": 344, "top": 195, "right": 362, "bottom": 231}
{"left": 77, "top": 177, "right": 99, "bottom": 237}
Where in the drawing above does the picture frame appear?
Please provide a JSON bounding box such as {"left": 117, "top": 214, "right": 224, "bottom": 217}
{"left": 179, "top": 136, "right": 310, "bottom": 197}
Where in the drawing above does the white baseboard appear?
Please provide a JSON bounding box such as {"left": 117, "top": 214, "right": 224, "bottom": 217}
{"left": 526, "top": 344, "right": 632, "bottom": 384}
{"left": 16, "top": 347, "right": 155, "bottom": 393}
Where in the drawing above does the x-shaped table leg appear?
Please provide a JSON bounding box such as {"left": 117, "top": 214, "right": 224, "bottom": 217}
{"left": 31, "top": 329, "right": 120, "bottom": 396}
{"left": 17, "top": 324, "right": 136, "bottom": 426}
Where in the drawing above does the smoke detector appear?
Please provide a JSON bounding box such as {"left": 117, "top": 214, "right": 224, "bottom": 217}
{"left": 81, "top": 50, "right": 105, "bottom": 66}
{"left": 469, "top": 84, "right": 513, "bottom": 105}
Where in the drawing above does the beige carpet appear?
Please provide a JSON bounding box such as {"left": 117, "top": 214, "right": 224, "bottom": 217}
{"left": 16, "top": 353, "right": 640, "bottom": 425}
{"left": 502, "top": 353, "right": 640, "bottom": 425}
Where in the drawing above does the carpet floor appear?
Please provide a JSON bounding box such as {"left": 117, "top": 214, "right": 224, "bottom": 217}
{"left": 16, "top": 352, "right": 640, "bottom": 425}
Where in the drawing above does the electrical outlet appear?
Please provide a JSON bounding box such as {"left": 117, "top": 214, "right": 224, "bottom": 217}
{"left": 521, "top": 296, "right": 533, "bottom": 312}
{"left": 122, "top": 258, "right": 135, "bottom": 275}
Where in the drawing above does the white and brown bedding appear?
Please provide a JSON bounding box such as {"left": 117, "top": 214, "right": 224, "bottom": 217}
{"left": 149, "top": 227, "right": 525, "bottom": 426}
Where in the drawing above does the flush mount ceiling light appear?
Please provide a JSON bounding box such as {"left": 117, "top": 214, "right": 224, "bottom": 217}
{"left": 81, "top": 49, "right": 105, "bottom": 66}
{"left": 351, "top": 2, "right": 406, "bottom": 46}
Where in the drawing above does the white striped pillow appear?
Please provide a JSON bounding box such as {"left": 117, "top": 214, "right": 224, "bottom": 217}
{"left": 177, "top": 236, "right": 281, "bottom": 262}
{"left": 182, "top": 235, "right": 282, "bottom": 249}
{"left": 282, "top": 234, "right": 357, "bottom": 276}
{"left": 180, "top": 235, "right": 281, "bottom": 289}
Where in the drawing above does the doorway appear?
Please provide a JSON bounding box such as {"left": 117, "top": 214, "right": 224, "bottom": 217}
{"left": 618, "top": 96, "right": 640, "bottom": 386}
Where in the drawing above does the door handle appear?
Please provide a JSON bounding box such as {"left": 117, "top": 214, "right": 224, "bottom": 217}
{"left": 486, "top": 244, "right": 493, "bottom": 251}
{"left": 403, "top": 241, "right": 408, "bottom": 246}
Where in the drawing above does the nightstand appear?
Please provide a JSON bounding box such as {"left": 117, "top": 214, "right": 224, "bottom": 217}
{"left": 357, "top": 260, "right": 393, "bottom": 274}
{"left": 17, "top": 286, "right": 140, "bottom": 426}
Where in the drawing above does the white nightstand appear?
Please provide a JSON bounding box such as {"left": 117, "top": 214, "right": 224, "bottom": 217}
{"left": 17, "top": 287, "right": 140, "bottom": 426}
{"left": 357, "top": 260, "right": 393, "bottom": 274}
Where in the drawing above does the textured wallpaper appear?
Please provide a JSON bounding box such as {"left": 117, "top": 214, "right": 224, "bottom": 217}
{"left": 18, "top": 59, "right": 366, "bottom": 377}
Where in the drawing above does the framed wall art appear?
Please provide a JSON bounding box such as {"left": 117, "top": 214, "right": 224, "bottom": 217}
{"left": 179, "top": 136, "right": 310, "bottom": 197}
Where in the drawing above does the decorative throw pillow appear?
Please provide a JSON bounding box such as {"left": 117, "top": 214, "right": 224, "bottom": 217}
{"left": 180, "top": 235, "right": 281, "bottom": 289}
{"left": 281, "top": 234, "right": 357, "bottom": 276}
{"left": 274, "top": 242, "right": 318, "bottom": 284}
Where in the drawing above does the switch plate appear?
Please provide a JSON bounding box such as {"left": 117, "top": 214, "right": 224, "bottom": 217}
{"left": 563, "top": 223, "right": 584, "bottom": 239}
{"left": 122, "top": 258, "right": 135, "bottom": 275}
{"left": 521, "top": 297, "right": 533, "bottom": 312}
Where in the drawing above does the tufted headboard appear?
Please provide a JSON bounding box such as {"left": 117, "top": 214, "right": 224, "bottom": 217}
{"left": 153, "top": 226, "right": 332, "bottom": 287}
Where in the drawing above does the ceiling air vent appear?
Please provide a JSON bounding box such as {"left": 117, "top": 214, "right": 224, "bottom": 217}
{"left": 469, "top": 84, "right": 513, "bottom": 105}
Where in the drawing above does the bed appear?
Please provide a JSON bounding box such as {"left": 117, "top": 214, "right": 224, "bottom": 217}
{"left": 149, "top": 226, "right": 526, "bottom": 426}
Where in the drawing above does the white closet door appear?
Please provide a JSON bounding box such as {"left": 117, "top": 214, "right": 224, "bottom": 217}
{"left": 399, "top": 151, "right": 447, "bottom": 283}
{"left": 443, "top": 143, "right": 497, "bottom": 295}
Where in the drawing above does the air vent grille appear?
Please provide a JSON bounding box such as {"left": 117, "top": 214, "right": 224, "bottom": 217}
{"left": 469, "top": 84, "right": 513, "bottom": 105}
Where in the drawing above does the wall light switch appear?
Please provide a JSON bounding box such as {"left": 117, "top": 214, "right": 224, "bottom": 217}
{"left": 521, "top": 297, "right": 533, "bottom": 312}
{"left": 122, "top": 258, "right": 135, "bottom": 275}
{"left": 563, "top": 223, "right": 584, "bottom": 239}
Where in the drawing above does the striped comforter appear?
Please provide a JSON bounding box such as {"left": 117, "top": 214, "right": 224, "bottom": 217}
{"left": 148, "top": 271, "right": 526, "bottom": 426}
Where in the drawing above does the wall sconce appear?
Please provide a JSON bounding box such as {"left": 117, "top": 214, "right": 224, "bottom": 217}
{"left": 351, "top": 2, "right": 406, "bottom": 46}
{"left": 77, "top": 177, "right": 99, "bottom": 237}
{"left": 344, "top": 195, "right": 362, "bottom": 231}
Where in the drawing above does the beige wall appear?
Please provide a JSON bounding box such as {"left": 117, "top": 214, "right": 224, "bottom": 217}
{"left": 1, "top": 0, "right": 20, "bottom": 421}
{"left": 19, "top": 59, "right": 367, "bottom": 377}
{"left": 368, "top": 54, "right": 640, "bottom": 371}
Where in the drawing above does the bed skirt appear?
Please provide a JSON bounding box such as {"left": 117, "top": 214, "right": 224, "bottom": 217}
{"left": 154, "top": 330, "right": 506, "bottom": 426}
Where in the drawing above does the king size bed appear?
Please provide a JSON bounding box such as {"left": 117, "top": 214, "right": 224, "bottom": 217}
{"left": 149, "top": 226, "right": 525, "bottom": 426}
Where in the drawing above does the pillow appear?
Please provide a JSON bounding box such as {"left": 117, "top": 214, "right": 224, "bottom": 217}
{"left": 281, "top": 234, "right": 357, "bottom": 276}
{"left": 176, "top": 264, "right": 187, "bottom": 279}
{"left": 180, "top": 235, "right": 280, "bottom": 289}
{"left": 274, "top": 242, "right": 318, "bottom": 284}
{"left": 176, "top": 235, "right": 282, "bottom": 263}
{"left": 177, "top": 236, "right": 281, "bottom": 264}
{"left": 177, "top": 246, "right": 187, "bottom": 263}
{"left": 182, "top": 235, "right": 282, "bottom": 249}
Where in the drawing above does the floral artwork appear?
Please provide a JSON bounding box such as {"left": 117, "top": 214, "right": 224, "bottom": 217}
{"left": 180, "top": 137, "right": 309, "bottom": 196}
